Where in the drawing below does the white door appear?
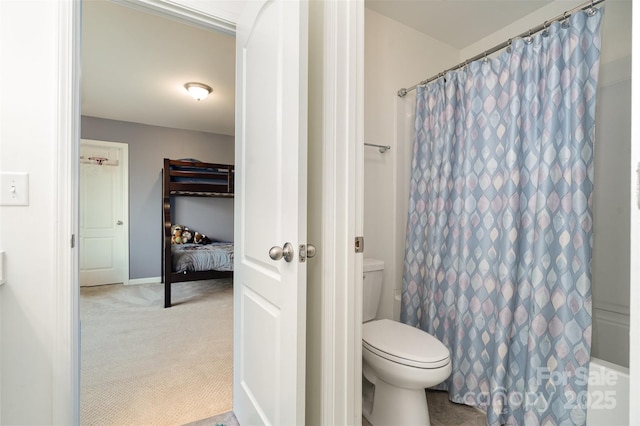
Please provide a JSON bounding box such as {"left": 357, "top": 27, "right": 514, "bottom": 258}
{"left": 79, "top": 139, "right": 129, "bottom": 286}
{"left": 233, "top": 0, "right": 308, "bottom": 424}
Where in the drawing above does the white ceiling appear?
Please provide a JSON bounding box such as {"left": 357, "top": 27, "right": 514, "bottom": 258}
{"left": 81, "top": 1, "right": 236, "bottom": 136}
{"left": 81, "top": 0, "right": 555, "bottom": 136}
{"left": 365, "top": 0, "right": 553, "bottom": 49}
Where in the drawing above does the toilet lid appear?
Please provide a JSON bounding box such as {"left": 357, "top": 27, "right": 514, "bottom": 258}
{"left": 363, "top": 319, "right": 450, "bottom": 369}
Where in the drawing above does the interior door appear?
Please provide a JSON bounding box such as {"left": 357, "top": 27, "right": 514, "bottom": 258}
{"left": 79, "top": 140, "right": 127, "bottom": 286}
{"left": 233, "top": 0, "right": 308, "bottom": 424}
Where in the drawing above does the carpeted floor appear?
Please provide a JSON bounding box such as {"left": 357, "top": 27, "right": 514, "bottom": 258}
{"left": 80, "top": 279, "right": 233, "bottom": 426}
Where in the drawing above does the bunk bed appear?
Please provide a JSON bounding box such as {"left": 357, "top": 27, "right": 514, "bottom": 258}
{"left": 162, "top": 158, "right": 234, "bottom": 308}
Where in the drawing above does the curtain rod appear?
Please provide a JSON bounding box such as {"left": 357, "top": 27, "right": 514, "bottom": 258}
{"left": 397, "top": 0, "right": 605, "bottom": 98}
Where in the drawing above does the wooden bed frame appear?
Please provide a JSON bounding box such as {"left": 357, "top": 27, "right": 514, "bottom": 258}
{"left": 162, "top": 158, "right": 234, "bottom": 308}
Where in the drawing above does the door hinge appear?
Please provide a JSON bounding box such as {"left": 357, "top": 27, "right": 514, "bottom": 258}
{"left": 71, "top": 234, "right": 75, "bottom": 248}
{"left": 355, "top": 236, "right": 364, "bottom": 253}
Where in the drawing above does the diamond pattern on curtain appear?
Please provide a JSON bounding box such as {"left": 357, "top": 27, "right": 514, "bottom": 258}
{"left": 401, "top": 9, "right": 603, "bottom": 426}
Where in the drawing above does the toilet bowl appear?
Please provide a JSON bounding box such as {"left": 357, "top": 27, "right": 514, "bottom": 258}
{"left": 362, "top": 259, "right": 451, "bottom": 426}
{"left": 362, "top": 319, "right": 451, "bottom": 426}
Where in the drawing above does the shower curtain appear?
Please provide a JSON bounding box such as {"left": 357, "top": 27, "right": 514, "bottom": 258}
{"left": 401, "top": 9, "right": 602, "bottom": 426}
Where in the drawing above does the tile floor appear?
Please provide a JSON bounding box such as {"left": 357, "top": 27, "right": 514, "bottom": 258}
{"left": 189, "top": 389, "right": 487, "bottom": 426}
{"left": 185, "top": 410, "right": 239, "bottom": 426}
{"left": 424, "top": 390, "right": 487, "bottom": 426}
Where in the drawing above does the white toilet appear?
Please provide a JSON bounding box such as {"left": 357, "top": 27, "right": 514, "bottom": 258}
{"left": 362, "top": 258, "right": 451, "bottom": 426}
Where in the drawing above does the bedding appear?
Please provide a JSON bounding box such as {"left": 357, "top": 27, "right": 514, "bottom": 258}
{"left": 171, "top": 242, "right": 234, "bottom": 273}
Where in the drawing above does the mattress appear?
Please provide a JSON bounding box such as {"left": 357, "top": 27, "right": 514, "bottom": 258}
{"left": 170, "top": 159, "right": 231, "bottom": 185}
{"left": 171, "top": 242, "right": 234, "bottom": 273}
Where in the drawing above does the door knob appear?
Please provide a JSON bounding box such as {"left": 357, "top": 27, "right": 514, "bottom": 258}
{"left": 116, "top": 220, "right": 123, "bottom": 225}
{"left": 269, "top": 242, "right": 294, "bottom": 262}
{"left": 307, "top": 244, "right": 317, "bottom": 258}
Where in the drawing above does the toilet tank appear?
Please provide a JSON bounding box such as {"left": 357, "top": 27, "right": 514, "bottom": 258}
{"left": 363, "top": 258, "right": 384, "bottom": 322}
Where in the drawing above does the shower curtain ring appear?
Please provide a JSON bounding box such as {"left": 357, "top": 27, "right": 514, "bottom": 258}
{"left": 525, "top": 29, "right": 533, "bottom": 44}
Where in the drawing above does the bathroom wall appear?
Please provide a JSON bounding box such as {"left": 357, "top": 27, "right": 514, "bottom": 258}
{"left": 591, "top": 56, "right": 631, "bottom": 367}
{"left": 591, "top": 1, "right": 633, "bottom": 368}
{"left": 460, "top": 1, "right": 631, "bottom": 65}
{"left": 364, "top": 8, "right": 458, "bottom": 321}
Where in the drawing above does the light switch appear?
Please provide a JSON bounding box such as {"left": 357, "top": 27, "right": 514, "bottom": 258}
{"left": 0, "top": 172, "right": 29, "bottom": 206}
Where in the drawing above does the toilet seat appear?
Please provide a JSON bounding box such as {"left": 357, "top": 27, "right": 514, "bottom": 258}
{"left": 363, "top": 319, "right": 450, "bottom": 369}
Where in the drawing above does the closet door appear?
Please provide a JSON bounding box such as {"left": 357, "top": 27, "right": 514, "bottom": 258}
{"left": 79, "top": 140, "right": 128, "bottom": 286}
{"left": 233, "top": 0, "right": 308, "bottom": 425}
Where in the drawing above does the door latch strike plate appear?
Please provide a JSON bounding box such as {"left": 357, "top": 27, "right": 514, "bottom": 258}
{"left": 299, "top": 244, "right": 306, "bottom": 262}
{"left": 355, "top": 236, "right": 364, "bottom": 253}
{"left": 637, "top": 162, "right": 640, "bottom": 210}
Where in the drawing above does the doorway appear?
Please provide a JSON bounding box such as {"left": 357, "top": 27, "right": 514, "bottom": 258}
{"left": 79, "top": 1, "right": 236, "bottom": 423}
{"left": 47, "top": 0, "right": 362, "bottom": 424}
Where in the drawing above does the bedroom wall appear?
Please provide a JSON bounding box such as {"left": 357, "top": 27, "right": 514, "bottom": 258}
{"left": 81, "top": 116, "right": 234, "bottom": 280}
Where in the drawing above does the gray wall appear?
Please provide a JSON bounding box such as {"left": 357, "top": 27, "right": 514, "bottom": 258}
{"left": 81, "top": 116, "right": 234, "bottom": 279}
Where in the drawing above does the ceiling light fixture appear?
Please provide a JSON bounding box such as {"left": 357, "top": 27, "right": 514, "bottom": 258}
{"left": 184, "top": 82, "right": 212, "bottom": 101}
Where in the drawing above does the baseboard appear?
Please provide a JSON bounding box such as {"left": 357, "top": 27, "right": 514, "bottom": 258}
{"left": 592, "top": 307, "right": 630, "bottom": 367}
{"left": 127, "top": 277, "right": 161, "bottom": 285}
